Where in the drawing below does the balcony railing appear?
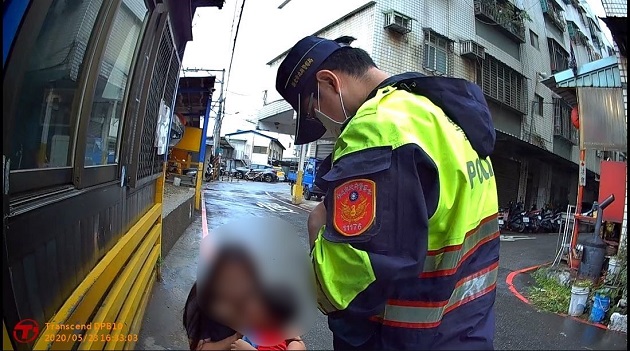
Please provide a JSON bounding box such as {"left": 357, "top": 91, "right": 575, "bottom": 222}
{"left": 540, "top": 0, "right": 566, "bottom": 31}
{"left": 553, "top": 99, "right": 578, "bottom": 144}
{"left": 474, "top": 0, "right": 526, "bottom": 43}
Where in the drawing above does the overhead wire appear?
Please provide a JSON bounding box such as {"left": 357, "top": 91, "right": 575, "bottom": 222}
{"left": 225, "top": 0, "right": 246, "bottom": 93}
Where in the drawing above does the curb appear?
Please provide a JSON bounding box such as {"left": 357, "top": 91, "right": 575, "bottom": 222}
{"left": 505, "top": 262, "right": 614, "bottom": 331}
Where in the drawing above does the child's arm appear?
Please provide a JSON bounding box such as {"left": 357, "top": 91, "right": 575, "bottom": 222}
{"left": 286, "top": 336, "right": 306, "bottom": 350}
{"left": 197, "top": 333, "right": 242, "bottom": 350}
{"left": 230, "top": 338, "right": 257, "bottom": 350}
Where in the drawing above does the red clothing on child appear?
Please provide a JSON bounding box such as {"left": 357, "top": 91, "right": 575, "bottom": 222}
{"left": 256, "top": 340, "right": 288, "bottom": 350}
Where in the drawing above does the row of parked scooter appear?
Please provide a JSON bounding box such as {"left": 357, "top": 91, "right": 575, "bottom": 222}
{"left": 498, "top": 202, "right": 564, "bottom": 233}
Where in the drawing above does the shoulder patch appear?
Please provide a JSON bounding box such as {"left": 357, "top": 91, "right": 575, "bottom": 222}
{"left": 333, "top": 179, "right": 376, "bottom": 236}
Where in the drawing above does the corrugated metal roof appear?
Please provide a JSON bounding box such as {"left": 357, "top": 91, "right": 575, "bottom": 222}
{"left": 541, "top": 55, "right": 622, "bottom": 106}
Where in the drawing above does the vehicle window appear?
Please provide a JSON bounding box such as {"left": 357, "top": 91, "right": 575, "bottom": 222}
{"left": 8, "top": 0, "right": 106, "bottom": 170}
{"left": 83, "top": 0, "right": 148, "bottom": 166}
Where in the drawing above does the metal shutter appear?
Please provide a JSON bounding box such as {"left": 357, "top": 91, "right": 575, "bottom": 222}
{"left": 492, "top": 156, "right": 520, "bottom": 208}
{"left": 315, "top": 141, "right": 334, "bottom": 160}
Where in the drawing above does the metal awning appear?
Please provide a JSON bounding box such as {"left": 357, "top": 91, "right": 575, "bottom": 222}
{"left": 205, "top": 136, "right": 234, "bottom": 149}
{"left": 541, "top": 55, "right": 622, "bottom": 107}
{"left": 175, "top": 76, "right": 216, "bottom": 123}
{"left": 256, "top": 99, "right": 337, "bottom": 140}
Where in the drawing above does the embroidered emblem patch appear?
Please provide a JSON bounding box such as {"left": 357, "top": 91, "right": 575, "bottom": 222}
{"left": 333, "top": 179, "right": 376, "bottom": 236}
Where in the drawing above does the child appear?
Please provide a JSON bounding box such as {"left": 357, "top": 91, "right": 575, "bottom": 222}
{"left": 183, "top": 246, "right": 306, "bottom": 351}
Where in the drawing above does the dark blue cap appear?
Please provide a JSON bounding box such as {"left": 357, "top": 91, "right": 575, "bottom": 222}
{"left": 276, "top": 36, "right": 345, "bottom": 145}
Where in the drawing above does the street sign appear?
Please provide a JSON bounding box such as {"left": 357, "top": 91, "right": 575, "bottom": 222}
{"left": 579, "top": 160, "right": 586, "bottom": 186}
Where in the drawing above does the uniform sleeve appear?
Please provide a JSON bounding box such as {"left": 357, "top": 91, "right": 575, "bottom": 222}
{"left": 311, "top": 144, "right": 439, "bottom": 318}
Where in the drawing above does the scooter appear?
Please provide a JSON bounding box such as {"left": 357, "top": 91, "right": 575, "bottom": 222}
{"left": 205, "top": 165, "right": 213, "bottom": 181}
{"left": 538, "top": 206, "right": 561, "bottom": 233}
{"left": 498, "top": 207, "right": 510, "bottom": 231}
{"left": 526, "top": 205, "right": 542, "bottom": 233}
{"left": 507, "top": 202, "right": 528, "bottom": 233}
{"left": 245, "top": 169, "right": 264, "bottom": 181}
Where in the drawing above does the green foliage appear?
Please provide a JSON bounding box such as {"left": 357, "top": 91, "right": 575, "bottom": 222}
{"left": 528, "top": 268, "right": 573, "bottom": 314}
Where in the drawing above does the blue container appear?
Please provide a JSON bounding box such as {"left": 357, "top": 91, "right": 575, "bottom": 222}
{"left": 588, "top": 294, "right": 610, "bottom": 323}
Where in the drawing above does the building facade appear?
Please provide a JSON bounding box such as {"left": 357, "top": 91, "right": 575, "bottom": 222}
{"left": 258, "top": 0, "right": 617, "bottom": 210}
{"left": 225, "top": 130, "right": 286, "bottom": 165}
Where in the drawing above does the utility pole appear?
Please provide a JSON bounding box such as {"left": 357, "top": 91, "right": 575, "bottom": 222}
{"left": 212, "top": 69, "right": 226, "bottom": 154}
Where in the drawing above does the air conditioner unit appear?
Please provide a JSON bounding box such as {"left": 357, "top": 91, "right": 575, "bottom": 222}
{"left": 384, "top": 10, "right": 412, "bottom": 34}
{"left": 460, "top": 40, "right": 486, "bottom": 60}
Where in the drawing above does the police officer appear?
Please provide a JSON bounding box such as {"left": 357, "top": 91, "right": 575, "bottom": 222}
{"left": 275, "top": 35, "right": 500, "bottom": 350}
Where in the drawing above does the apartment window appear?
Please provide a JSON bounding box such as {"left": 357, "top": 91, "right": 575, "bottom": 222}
{"left": 529, "top": 30, "right": 539, "bottom": 49}
{"left": 535, "top": 95, "right": 544, "bottom": 115}
{"left": 476, "top": 55, "right": 528, "bottom": 114}
{"left": 253, "top": 146, "right": 268, "bottom": 154}
{"left": 423, "top": 30, "right": 452, "bottom": 75}
{"left": 83, "top": 0, "right": 148, "bottom": 166}
{"left": 548, "top": 38, "right": 569, "bottom": 73}
{"left": 553, "top": 98, "right": 577, "bottom": 144}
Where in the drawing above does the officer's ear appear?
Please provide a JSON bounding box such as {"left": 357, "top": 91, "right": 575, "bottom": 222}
{"left": 315, "top": 70, "right": 341, "bottom": 95}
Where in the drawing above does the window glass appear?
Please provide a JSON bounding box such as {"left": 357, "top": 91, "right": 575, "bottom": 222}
{"left": 9, "top": 0, "right": 105, "bottom": 170}
{"left": 530, "top": 30, "right": 539, "bottom": 49}
{"left": 83, "top": 0, "right": 148, "bottom": 166}
{"left": 535, "top": 95, "right": 544, "bottom": 115}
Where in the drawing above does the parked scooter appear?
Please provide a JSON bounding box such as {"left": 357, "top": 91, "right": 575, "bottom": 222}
{"left": 205, "top": 164, "right": 213, "bottom": 181}
{"left": 539, "top": 210, "right": 562, "bottom": 233}
{"left": 507, "top": 202, "right": 528, "bottom": 233}
{"left": 245, "top": 169, "right": 264, "bottom": 181}
{"left": 526, "top": 204, "right": 541, "bottom": 233}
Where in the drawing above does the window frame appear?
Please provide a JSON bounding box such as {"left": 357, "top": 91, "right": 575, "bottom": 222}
{"left": 529, "top": 30, "right": 539, "bottom": 50}
{"left": 4, "top": 0, "right": 114, "bottom": 195}
{"left": 422, "top": 30, "right": 451, "bottom": 76}
{"left": 74, "top": 0, "right": 152, "bottom": 189}
{"left": 4, "top": 0, "right": 155, "bottom": 196}
{"left": 535, "top": 94, "right": 544, "bottom": 115}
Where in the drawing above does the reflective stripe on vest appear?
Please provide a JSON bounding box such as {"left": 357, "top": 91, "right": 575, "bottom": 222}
{"left": 372, "top": 261, "right": 498, "bottom": 328}
{"left": 421, "top": 215, "right": 499, "bottom": 277}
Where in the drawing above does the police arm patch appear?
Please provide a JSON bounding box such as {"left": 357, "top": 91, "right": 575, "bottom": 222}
{"left": 332, "top": 179, "right": 376, "bottom": 237}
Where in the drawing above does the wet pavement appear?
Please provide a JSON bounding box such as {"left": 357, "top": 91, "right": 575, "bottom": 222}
{"left": 138, "top": 180, "right": 627, "bottom": 350}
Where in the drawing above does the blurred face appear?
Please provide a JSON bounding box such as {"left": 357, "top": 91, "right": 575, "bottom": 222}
{"left": 208, "top": 260, "right": 274, "bottom": 331}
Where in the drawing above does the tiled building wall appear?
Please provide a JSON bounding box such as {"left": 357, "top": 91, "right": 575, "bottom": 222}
{"left": 265, "top": 3, "right": 377, "bottom": 104}
{"left": 264, "top": 1, "right": 611, "bottom": 175}
{"left": 601, "top": 0, "right": 627, "bottom": 17}
{"left": 368, "top": 0, "right": 608, "bottom": 173}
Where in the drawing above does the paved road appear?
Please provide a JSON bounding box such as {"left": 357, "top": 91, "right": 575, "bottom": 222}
{"left": 138, "top": 180, "right": 627, "bottom": 350}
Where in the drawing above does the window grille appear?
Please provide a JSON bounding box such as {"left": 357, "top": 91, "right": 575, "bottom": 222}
{"left": 137, "top": 20, "right": 180, "bottom": 180}
{"left": 423, "top": 30, "right": 453, "bottom": 76}
{"left": 476, "top": 55, "right": 527, "bottom": 114}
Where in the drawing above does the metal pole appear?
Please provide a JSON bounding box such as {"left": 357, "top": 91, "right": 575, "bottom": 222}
{"left": 292, "top": 143, "right": 307, "bottom": 204}
{"left": 212, "top": 69, "right": 226, "bottom": 158}
{"left": 195, "top": 94, "right": 213, "bottom": 211}
{"left": 570, "top": 92, "right": 585, "bottom": 269}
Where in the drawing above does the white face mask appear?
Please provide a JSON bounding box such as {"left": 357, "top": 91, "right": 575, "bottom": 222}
{"left": 314, "top": 82, "right": 349, "bottom": 139}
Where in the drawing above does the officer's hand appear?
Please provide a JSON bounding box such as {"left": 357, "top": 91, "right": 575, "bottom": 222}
{"left": 308, "top": 202, "right": 327, "bottom": 248}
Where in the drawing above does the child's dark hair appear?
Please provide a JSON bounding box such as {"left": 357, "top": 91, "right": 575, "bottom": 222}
{"left": 183, "top": 246, "right": 298, "bottom": 350}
